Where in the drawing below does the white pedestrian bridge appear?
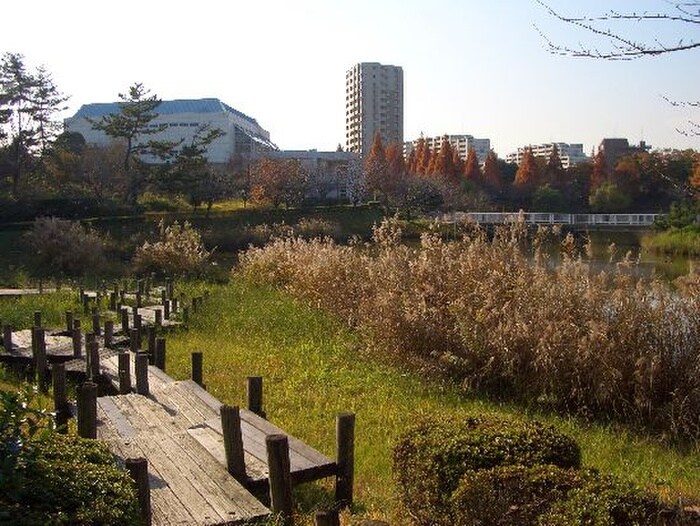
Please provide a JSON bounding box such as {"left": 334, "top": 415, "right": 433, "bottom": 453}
{"left": 449, "top": 212, "right": 661, "bottom": 227}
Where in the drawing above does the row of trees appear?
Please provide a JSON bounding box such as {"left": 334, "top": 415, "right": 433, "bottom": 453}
{"left": 363, "top": 131, "right": 700, "bottom": 214}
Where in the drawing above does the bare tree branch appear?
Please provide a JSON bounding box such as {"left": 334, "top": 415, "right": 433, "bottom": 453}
{"left": 535, "top": 0, "right": 700, "bottom": 59}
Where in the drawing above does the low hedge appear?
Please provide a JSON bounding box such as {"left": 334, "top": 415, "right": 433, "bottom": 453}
{"left": 0, "top": 433, "right": 142, "bottom": 525}
{"left": 392, "top": 415, "right": 581, "bottom": 525}
{"left": 452, "top": 464, "right": 668, "bottom": 526}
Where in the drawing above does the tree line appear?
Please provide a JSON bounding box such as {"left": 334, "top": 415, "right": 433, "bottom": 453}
{"left": 2, "top": 51, "right": 699, "bottom": 220}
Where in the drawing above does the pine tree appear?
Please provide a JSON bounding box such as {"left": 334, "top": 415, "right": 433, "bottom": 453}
{"left": 514, "top": 147, "right": 539, "bottom": 189}
{"left": 482, "top": 150, "right": 503, "bottom": 189}
{"left": 464, "top": 146, "right": 482, "bottom": 185}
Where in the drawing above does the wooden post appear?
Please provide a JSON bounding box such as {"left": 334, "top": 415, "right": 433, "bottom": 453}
{"left": 161, "top": 289, "right": 167, "bottom": 305}
{"left": 72, "top": 323, "right": 82, "bottom": 358}
{"left": 65, "top": 311, "right": 73, "bottom": 333}
{"left": 118, "top": 352, "right": 131, "bottom": 394}
{"left": 164, "top": 300, "right": 170, "bottom": 320}
{"left": 121, "top": 307, "right": 129, "bottom": 334}
{"left": 120, "top": 289, "right": 126, "bottom": 305}
{"left": 220, "top": 405, "right": 246, "bottom": 479}
{"left": 85, "top": 332, "right": 95, "bottom": 376}
{"left": 182, "top": 306, "right": 189, "bottom": 325}
{"left": 266, "top": 434, "right": 293, "bottom": 525}
{"left": 191, "top": 352, "right": 204, "bottom": 388}
{"left": 314, "top": 510, "right": 340, "bottom": 526}
{"left": 335, "top": 412, "right": 355, "bottom": 508}
{"left": 104, "top": 320, "right": 114, "bottom": 348}
{"left": 33, "top": 310, "right": 41, "bottom": 328}
{"left": 92, "top": 308, "right": 101, "bottom": 336}
{"left": 134, "top": 312, "right": 142, "bottom": 334}
{"left": 109, "top": 291, "right": 117, "bottom": 311}
{"left": 136, "top": 291, "right": 142, "bottom": 308}
{"left": 34, "top": 328, "right": 48, "bottom": 393}
{"left": 171, "top": 297, "right": 178, "bottom": 314}
{"left": 155, "top": 337, "right": 166, "bottom": 372}
{"left": 247, "top": 376, "right": 265, "bottom": 418}
{"left": 52, "top": 363, "right": 69, "bottom": 433}
{"left": 155, "top": 308, "right": 162, "bottom": 328}
{"left": 166, "top": 278, "right": 173, "bottom": 299}
{"left": 135, "top": 352, "right": 149, "bottom": 396}
{"left": 130, "top": 328, "right": 139, "bottom": 354}
{"left": 147, "top": 326, "right": 156, "bottom": 365}
{"left": 77, "top": 381, "right": 97, "bottom": 439}
{"left": 2, "top": 325, "right": 12, "bottom": 351}
{"left": 137, "top": 279, "right": 145, "bottom": 295}
{"left": 83, "top": 294, "right": 90, "bottom": 315}
{"left": 89, "top": 339, "right": 100, "bottom": 379}
{"left": 126, "top": 457, "right": 152, "bottom": 526}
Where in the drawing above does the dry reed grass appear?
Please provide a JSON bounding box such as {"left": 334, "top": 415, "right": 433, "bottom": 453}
{"left": 237, "top": 218, "right": 700, "bottom": 441}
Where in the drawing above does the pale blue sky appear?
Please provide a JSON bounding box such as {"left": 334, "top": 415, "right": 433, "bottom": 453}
{"left": 3, "top": 0, "right": 699, "bottom": 157}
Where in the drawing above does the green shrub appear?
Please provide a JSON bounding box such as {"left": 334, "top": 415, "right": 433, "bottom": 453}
{"left": 451, "top": 464, "right": 584, "bottom": 526}
{"left": 0, "top": 433, "right": 141, "bottom": 525}
{"left": 540, "top": 473, "right": 667, "bottom": 526}
{"left": 133, "top": 219, "right": 212, "bottom": 277}
{"left": 23, "top": 217, "right": 106, "bottom": 279}
{"left": 392, "top": 415, "right": 581, "bottom": 525}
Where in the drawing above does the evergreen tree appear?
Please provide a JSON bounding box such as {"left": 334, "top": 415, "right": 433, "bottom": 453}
{"left": 0, "top": 52, "right": 68, "bottom": 195}
{"left": 435, "top": 136, "right": 457, "bottom": 183}
{"left": 89, "top": 83, "right": 169, "bottom": 204}
{"left": 514, "top": 147, "right": 539, "bottom": 189}
{"left": 464, "top": 146, "right": 482, "bottom": 185}
{"left": 544, "top": 144, "right": 563, "bottom": 185}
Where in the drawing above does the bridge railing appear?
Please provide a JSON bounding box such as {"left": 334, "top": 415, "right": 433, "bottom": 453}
{"left": 451, "top": 212, "right": 661, "bottom": 227}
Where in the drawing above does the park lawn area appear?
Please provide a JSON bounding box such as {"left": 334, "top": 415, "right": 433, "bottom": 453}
{"left": 165, "top": 277, "right": 700, "bottom": 524}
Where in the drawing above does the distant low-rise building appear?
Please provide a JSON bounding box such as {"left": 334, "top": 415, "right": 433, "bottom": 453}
{"left": 404, "top": 134, "right": 491, "bottom": 163}
{"left": 506, "top": 142, "right": 589, "bottom": 169}
{"left": 598, "top": 138, "right": 650, "bottom": 173}
{"left": 262, "top": 149, "right": 361, "bottom": 201}
{"left": 64, "top": 98, "right": 277, "bottom": 163}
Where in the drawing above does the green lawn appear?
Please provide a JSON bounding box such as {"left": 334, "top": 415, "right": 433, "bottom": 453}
{"left": 164, "top": 278, "right": 700, "bottom": 524}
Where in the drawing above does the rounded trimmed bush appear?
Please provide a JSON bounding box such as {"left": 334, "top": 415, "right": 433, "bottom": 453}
{"left": 392, "top": 415, "right": 581, "bottom": 525}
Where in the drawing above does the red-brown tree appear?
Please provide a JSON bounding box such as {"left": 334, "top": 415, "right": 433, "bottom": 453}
{"left": 482, "top": 149, "right": 503, "bottom": 189}
{"left": 364, "top": 131, "right": 388, "bottom": 198}
{"left": 513, "top": 147, "right": 539, "bottom": 189}
{"left": 463, "top": 146, "right": 482, "bottom": 185}
{"left": 590, "top": 150, "right": 607, "bottom": 192}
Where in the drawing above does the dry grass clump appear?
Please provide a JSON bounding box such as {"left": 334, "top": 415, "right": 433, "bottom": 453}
{"left": 237, "top": 218, "right": 700, "bottom": 440}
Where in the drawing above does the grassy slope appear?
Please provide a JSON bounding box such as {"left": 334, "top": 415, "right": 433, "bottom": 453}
{"left": 166, "top": 278, "right": 700, "bottom": 523}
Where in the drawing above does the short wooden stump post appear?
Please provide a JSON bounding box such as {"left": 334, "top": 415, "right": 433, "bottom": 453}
{"left": 77, "top": 381, "right": 97, "bottom": 439}
{"left": 335, "top": 412, "right": 355, "bottom": 508}
{"left": 104, "top": 320, "right": 114, "bottom": 348}
{"left": 155, "top": 337, "right": 166, "bottom": 372}
{"left": 221, "top": 405, "right": 246, "bottom": 480}
{"left": 266, "top": 434, "right": 293, "bottom": 526}
{"left": 72, "top": 321, "right": 82, "bottom": 358}
{"left": 135, "top": 351, "right": 149, "bottom": 396}
{"left": 147, "top": 326, "right": 156, "bottom": 365}
{"left": 118, "top": 352, "right": 131, "bottom": 394}
{"left": 121, "top": 307, "right": 129, "bottom": 334}
{"left": 191, "top": 352, "right": 204, "bottom": 388}
{"left": 33, "top": 310, "right": 42, "bottom": 328}
{"left": 65, "top": 310, "right": 73, "bottom": 333}
{"left": 92, "top": 308, "right": 101, "bottom": 336}
{"left": 129, "top": 328, "right": 139, "bottom": 354}
{"left": 314, "top": 510, "right": 340, "bottom": 526}
{"left": 126, "top": 457, "right": 152, "bottom": 525}
{"left": 52, "top": 363, "right": 69, "bottom": 433}
{"left": 2, "top": 325, "right": 11, "bottom": 351}
{"left": 247, "top": 376, "right": 265, "bottom": 418}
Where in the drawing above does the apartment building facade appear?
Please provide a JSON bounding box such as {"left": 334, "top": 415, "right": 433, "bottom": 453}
{"left": 505, "top": 142, "right": 589, "bottom": 169}
{"left": 404, "top": 134, "right": 491, "bottom": 164}
{"left": 345, "top": 62, "right": 404, "bottom": 158}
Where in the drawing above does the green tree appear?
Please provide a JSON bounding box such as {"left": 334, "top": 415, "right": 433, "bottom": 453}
{"left": 89, "top": 83, "right": 168, "bottom": 204}
{"left": 544, "top": 144, "right": 563, "bottom": 185}
{"left": 532, "top": 184, "right": 566, "bottom": 212}
{"left": 589, "top": 181, "right": 632, "bottom": 212}
{"left": 590, "top": 150, "right": 607, "bottom": 193}
{"left": 0, "top": 53, "right": 68, "bottom": 195}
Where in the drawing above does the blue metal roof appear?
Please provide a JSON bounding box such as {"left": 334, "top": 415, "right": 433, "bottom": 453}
{"left": 72, "top": 98, "right": 259, "bottom": 127}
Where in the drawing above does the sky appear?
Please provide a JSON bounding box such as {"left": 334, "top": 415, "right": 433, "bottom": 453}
{"left": 2, "top": 0, "right": 699, "bottom": 158}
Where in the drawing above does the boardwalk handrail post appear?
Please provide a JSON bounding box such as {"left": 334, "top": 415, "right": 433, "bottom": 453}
{"left": 335, "top": 412, "right": 355, "bottom": 508}
{"left": 92, "top": 307, "right": 101, "bottom": 336}
{"left": 52, "top": 363, "right": 68, "bottom": 433}
{"left": 191, "top": 352, "right": 204, "bottom": 388}
{"left": 147, "top": 326, "right": 157, "bottom": 365}
{"left": 155, "top": 308, "right": 162, "bottom": 328}
{"left": 118, "top": 352, "right": 132, "bottom": 394}
{"left": 121, "top": 307, "right": 129, "bottom": 335}
{"left": 266, "top": 433, "right": 293, "bottom": 525}
{"left": 314, "top": 510, "right": 340, "bottom": 526}
{"left": 104, "top": 320, "right": 114, "bottom": 348}
{"left": 85, "top": 333, "right": 96, "bottom": 377}
{"left": 164, "top": 300, "right": 170, "bottom": 320}
{"left": 33, "top": 310, "right": 41, "bottom": 328}
{"left": 135, "top": 352, "right": 149, "bottom": 396}
{"left": 126, "top": 457, "right": 152, "bottom": 526}
{"left": 72, "top": 321, "right": 82, "bottom": 358}
{"left": 130, "top": 328, "right": 139, "bottom": 354}
{"left": 65, "top": 311, "right": 73, "bottom": 333}
{"left": 221, "top": 405, "right": 246, "bottom": 480}
{"left": 247, "top": 376, "right": 265, "bottom": 418}
{"left": 89, "top": 338, "right": 100, "bottom": 380}
{"left": 77, "top": 381, "right": 97, "bottom": 439}
{"left": 33, "top": 327, "right": 48, "bottom": 393}
{"left": 2, "top": 324, "right": 12, "bottom": 351}
{"left": 155, "top": 337, "right": 166, "bottom": 372}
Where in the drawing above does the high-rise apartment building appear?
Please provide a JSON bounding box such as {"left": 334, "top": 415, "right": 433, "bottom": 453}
{"left": 404, "top": 134, "right": 491, "bottom": 164}
{"left": 506, "top": 142, "right": 589, "bottom": 169}
{"left": 345, "top": 62, "right": 403, "bottom": 158}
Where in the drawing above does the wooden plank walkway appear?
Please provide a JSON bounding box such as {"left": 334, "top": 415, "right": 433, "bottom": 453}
{"left": 97, "top": 393, "right": 270, "bottom": 525}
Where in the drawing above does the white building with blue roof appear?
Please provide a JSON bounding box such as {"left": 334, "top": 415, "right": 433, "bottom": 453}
{"left": 64, "top": 98, "right": 277, "bottom": 163}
